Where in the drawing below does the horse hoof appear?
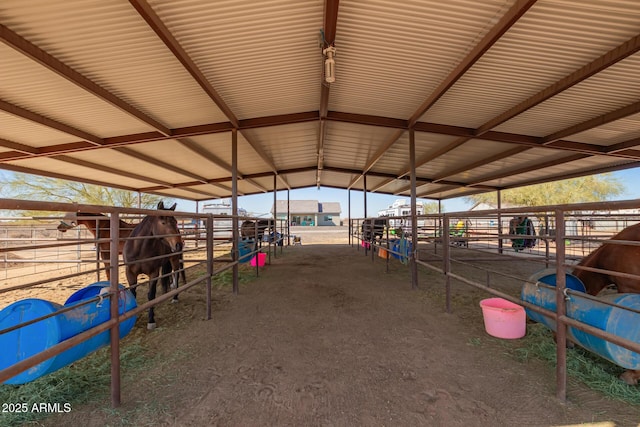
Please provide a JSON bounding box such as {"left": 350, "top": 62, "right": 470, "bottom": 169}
{"left": 147, "top": 323, "right": 157, "bottom": 330}
{"left": 620, "top": 371, "right": 638, "bottom": 386}
{"left": 171, "top": 298, "right": 179, "bottom": 304}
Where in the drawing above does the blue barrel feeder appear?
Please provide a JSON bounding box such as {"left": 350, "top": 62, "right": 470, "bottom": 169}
{"left": 0, "top": 282, "right": 137, "bottom": 384}
{"left": 521, "top": 269, "right": 640, "bottom": 370}
{"left": 520, "top": 269, "right": 586, "bottom": 329}
{"left": 238, "top": 239, "right": 254, "bottom": 263}
{"left": 391, "top": 239, "right": 412, "bottom": 261}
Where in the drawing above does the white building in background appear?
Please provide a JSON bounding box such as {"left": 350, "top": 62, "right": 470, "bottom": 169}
{"left": 271, "top": 200, "right": 342, "bottom": 226}
{"left": 202, "top": 200, "right": 247, "bottom": 217}
{"left": 377, "top": 199, "right": 424, "bottom": 229}
{"left": 201, "top": 200, "right": 247, "bottom": 237}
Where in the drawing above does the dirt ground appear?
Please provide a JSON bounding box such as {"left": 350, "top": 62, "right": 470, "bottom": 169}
{"left": 10, "top": 227, "right": 640, "bottom": 426}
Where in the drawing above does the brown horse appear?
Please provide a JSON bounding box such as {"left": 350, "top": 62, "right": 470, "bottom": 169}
{"left": 57, "top": 211, "right": 186, "bottom": 286}
{"left": 361, "top": 218, "right": 386, "bottom": 243}
{"left": 57, "top": 212, "right": 135, "bottom": 280}
{"left": 123, "top": 202, "right": 183, "bottom": 329}
{"left": 240, "top": 219, "right": 270, "bottom": 240}
{"left": 573, "top": 222, "right": 640, "bottom": 385}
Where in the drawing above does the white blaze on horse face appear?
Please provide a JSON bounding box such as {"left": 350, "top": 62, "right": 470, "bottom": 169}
{"left": 57, "top": 212, "right": 79, "bottom": 231}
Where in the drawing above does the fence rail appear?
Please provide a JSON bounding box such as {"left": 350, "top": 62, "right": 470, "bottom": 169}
{"left": 349, "top": 199, "right": 640, "bottom": 402}
{"left": 0, "top": 199, "right": 287, "bottom": 407}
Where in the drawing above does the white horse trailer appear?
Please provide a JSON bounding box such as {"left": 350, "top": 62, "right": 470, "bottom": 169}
{"left": 377, "top": 199, "right": 425, "bottom": 233}
{"left": 202, "top": 201, "right": 247, "bottom": 238}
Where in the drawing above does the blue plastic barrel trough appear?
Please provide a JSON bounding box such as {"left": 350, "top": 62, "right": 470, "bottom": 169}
{"left": 520, "top": 269, "right": 586, "bottom": 329}
{"left": 521, "top": 270, "right": 640, "bottom": 370}
{"left": 238, "top": 239, "right": 254, "bottom": 263}
{"left": 567, "top": 293, "right": 640, "bottom": 369}
{"left": 0, "top": 282, "right": 137, "bottom": 384}
{"left": 391, "top": 239, "right": 412, "bottom": 261}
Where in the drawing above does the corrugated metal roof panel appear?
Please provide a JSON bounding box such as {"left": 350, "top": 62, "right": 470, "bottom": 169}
{"left": 150, "top": 0, "right": 323, "bottom": 120}
{"left": 0, "top": 44, "right": 150, "bottom": 138}
{"left": 568, "top": 113, "right": 640, "bottom": 146}
{"left": 0, "top": 110, "right": 73, "bottom": 149}
{"left": 333, "top": 0, "right": 514, "bottom": 119}
{"left": 495, "top": 54, "right": 640, "bottom": 139}
{"left": 422, "top": 0, "right": 640, "bottom": 129}
{"left": 58, "top": 148, "right": 202, "bottom": 185}
{"left": 2, "top": 0, "right": 227, "bottom": 129}
{"left": 6, "top": 156, "right": 161, "bottom": 190}
{"left": 480, "top": 155, "right": 637, "bottom": 189}
{"left": 323, "top": 122, "right": 401, "bottom": 171}
{"left": 241, "top": 123, "right": 319, "bottom": 171}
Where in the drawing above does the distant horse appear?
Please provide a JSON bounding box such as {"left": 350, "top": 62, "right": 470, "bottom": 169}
{"left": 240, "top": 219, "right": 271, "bottom": 241}
{"left": 123, "top": 202, "right": 184, "bottom": 329}
{"left": 572, "top": 222, "right": 640, "bottom": 385}
{"left": 57, "top": 212, "right": 186, "bottom": 286}
{"left": 361, "top": 218, "right": 386, "bottom": 244}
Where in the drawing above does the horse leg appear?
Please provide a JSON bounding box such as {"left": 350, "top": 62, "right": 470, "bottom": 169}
{"left": 99, "top": 243, "right": 111, "bottom": 281}
{"left": 147, "top": 274, "right": 158, "bottom": 330}
{"left": 620, "top": 369, "right": 640, "bottom": 386}
{"left": 125, "top": 269, "right": 137, "bottom": 299}
{"left": 161, "top": 260, "right": 179, "bottom": 303}
{"left": 104, "top": 262, "right": 111, "bottom": 281}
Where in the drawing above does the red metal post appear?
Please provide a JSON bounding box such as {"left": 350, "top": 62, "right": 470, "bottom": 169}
{"left": 109, "top": 212, "right": 121, "bottom": 407}
{"left": 554, "top": 209, "right": 567, "bottom": 403}
{"left": 206, "top": 215, "right": 213, "bottom": 320}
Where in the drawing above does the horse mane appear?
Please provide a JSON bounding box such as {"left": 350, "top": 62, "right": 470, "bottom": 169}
{"left": 75, "top": 212, "right": 134, "bottom": 231}
{"left": 129, "top": 214, "right": 155, "bottom": 238}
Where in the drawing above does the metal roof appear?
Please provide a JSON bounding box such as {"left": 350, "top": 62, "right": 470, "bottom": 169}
{"left": 2, "top": 0, "right": 640, "bottom": 202}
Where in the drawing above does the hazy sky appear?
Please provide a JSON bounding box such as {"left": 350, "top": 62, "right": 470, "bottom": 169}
{"left": 3, "top": 167, "right": 638, "bottom": 219}
{"left": 173, "top": 167, "right": 640, "bottom": 218}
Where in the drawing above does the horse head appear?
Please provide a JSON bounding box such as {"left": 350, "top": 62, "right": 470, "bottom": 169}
{"left": 155, "top": 201, "right": 182, "bottom": 252}
{"left": 57, "top": 212, "right": 79, "bottom": 232}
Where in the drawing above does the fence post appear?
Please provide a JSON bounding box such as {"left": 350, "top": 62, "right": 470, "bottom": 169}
{"left": 109, "top": 212, "right": 122, "bottom": 407}
{"left": 554, "top": 209, "right": 567, "bottom": 403}
{"left": 206, "top": 215, "right": 213, "bottom": 321}
{"left": 443, "top": 215, "right": 452, "bottom": 313}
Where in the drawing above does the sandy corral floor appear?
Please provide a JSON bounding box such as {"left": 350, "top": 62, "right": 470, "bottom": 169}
{"left": 6, "top": 227, "right": 640, "bottom": 426}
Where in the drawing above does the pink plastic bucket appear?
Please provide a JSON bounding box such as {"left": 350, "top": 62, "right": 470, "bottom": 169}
{"left": 250, "top": 252, "right": 266, "bottom": 267}
{"left": 479, "top": 298, "right": 526, "bottom": 339}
